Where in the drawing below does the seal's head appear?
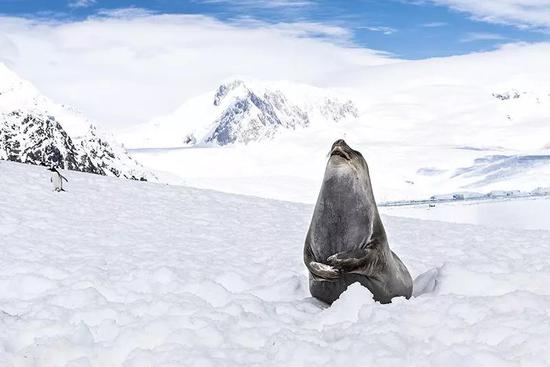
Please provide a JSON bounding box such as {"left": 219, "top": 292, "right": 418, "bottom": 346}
{"left": 330, "top": 139, "right": 352, "bottom": 158}
{"left": 329, "top": 139, "right": 360, "bottom": 160}
{"left": 326, "top": 139, "right": 369, "bottom": 180}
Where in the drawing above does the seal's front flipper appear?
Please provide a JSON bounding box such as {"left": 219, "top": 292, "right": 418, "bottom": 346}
{"left": 304, "top": 243, "right": 341, "bottom": 281}
{"left": 308, "top": 261, "right": 341, "bottom": 281}
{"left": 326, "top": 249, "right": 375, "bottom": 274}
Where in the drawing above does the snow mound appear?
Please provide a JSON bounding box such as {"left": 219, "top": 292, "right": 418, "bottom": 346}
{"left": 2, "top": 160, "right": 550, "bottom": 366}
{"left": 317, "top": 283, "right": 376, "bottom": 327}
{"left": 412, "top": 267, "right": 439, "bottom": 297}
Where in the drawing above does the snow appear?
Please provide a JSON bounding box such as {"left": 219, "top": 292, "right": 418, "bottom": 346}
{"left": 120, "top": 79, "right": 358, "bottom": 148}
{"left": 2, "top": 159, "right": 550, "bottom": 366}
{"left": 120, "top": 44, "right": 550, "bottom": 203}
{"left": 0, "top": 63, "right": 153, "bottom": 181}
{"left": 0, "top": 63, "right": 89, "bottom": 138}
{"left": 380, "top": 196, "right": 550, "bottom": 231}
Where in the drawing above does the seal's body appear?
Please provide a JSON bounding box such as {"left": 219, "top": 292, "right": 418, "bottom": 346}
{"left": 304, "top": 139, "right": 412, "bottom": 304}
{"left": 48, "top": 167, "right": 68, "bottom": 192}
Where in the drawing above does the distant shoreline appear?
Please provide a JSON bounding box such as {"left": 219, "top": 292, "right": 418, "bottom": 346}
{"left": 380, "top": 192, "right": 550, "bottom": 207}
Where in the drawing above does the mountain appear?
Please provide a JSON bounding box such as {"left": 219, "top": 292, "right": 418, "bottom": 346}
{"left": 125, "top": 45, "right": 550, "bottom": 203}
{"left": 122, "top": 79, "right": 358, "bottom": 147}
{"left": 0, "top": 110, "right": 100, "bottom": 174}
{"left": 0, "top": 63, "right": 154, "bottom": 181}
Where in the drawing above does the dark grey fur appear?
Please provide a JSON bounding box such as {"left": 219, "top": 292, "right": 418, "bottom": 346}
{"left": 304, "top": 139, "right": 412, "bottom": 304}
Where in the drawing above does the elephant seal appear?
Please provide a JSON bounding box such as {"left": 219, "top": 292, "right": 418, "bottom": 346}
{"left": 304, "top": 139, "right": 412, "bottom": 304}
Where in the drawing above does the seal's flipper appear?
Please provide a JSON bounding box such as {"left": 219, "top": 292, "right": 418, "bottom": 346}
{"left": 308, "top": 261, "right": 341, "bottom": 281}
{"left": 326, "top": 249, "right": 377, "bottom": 274}
{"left": 304, "top": 243, "right": 342, "bottom": 281}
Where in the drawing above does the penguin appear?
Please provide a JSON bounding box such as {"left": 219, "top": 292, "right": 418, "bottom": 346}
{"left": 48, "top": 166, "right": 68, "bottom": 192}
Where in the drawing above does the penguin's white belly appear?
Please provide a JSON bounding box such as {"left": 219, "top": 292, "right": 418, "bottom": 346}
{"left": 51, "top": 173, "right": 63, "bottom": 191}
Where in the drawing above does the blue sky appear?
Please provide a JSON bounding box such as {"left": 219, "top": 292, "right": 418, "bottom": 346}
{"left": 0, "top": 0, "right": 548, "bottom": 59}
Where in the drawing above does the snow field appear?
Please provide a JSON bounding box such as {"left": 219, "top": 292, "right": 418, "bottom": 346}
{"left": 123, "top": 44, "right": 550, "bottom": 204}
{"left": 1, "top": 160, "right": 550, "bottom": 366}
{"left": 380, "top": 196, "right": 550, "bottom": 231}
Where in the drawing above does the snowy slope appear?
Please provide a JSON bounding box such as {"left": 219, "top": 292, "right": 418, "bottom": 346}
{"left": 126, "top": 45, "right": 550, "bottom": 202}
{"left": 2, "top": 160, "right": 550, "bottom": 366}
{"left": 122, "top": 79, "right": 358, "bottom": 148}
{"left": 0, "top": 63, "right": 154, "bottom": 181}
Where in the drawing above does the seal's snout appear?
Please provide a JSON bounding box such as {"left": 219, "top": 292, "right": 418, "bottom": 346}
{"left": 330, "top": 139, "right": 352, "bottom": 160}
{"left": 332, "top": 139, "right": 348, "bottom": 148}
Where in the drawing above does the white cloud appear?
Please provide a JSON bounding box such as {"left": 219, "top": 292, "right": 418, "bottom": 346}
{"left": 68, "top": 0, "right": 96, "bottom": 8}
{"left": 199, "top": 0, "right": 313, "bottom": 8}
{"left": 360, "top": 26, "right": 397, "bottom": 35}
{"left": 94, "top": 8, "right": 156, "bottom": 18}
{"left": 460, "top": 32, "right": 508, "bottom": 42}
{"left": 0, "top": 11, "right": 393, "bottom": 129}
{"left": 421, "top": 21, "right": 447, "bottom": 27}
{"left": 428, "top": 0, "right": 550, "bottom": 30}
{"left": 229, "top": 17, "right": 355, "bottom": 44}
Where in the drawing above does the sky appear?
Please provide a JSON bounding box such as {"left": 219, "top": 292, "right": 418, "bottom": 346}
{"left": 1, "top": 0, "right": 548, "bottom": 58}
{"left": 0, "top": 0, "right": 549, "bottom": 128}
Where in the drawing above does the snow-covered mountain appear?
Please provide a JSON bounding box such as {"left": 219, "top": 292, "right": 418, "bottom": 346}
{"left": 122, "top": 79, "right": 358, "bottom": 147}
{"left": 126, "top": 45, "right": 550, "bottom": 203}
{"left": 0, "top": 63, "right": 154, "bottom": 181}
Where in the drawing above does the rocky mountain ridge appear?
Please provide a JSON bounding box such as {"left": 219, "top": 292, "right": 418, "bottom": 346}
{"left": 0, "top": 63, "right": 153, "bottom": 181}
{"left": 123, "top": 79, "right": 359, "bottom": 148}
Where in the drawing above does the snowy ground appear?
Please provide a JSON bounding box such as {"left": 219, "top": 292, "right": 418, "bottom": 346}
{"left": 2, "top": 160, "right": 550, "bottom": 366}
{"left": 380, "top": 196, "right": 550, "bottom": 231}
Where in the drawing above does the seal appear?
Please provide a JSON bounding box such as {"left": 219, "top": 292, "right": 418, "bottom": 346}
{"left": 304, "top": 139, "right": 412, "bottom": 304}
